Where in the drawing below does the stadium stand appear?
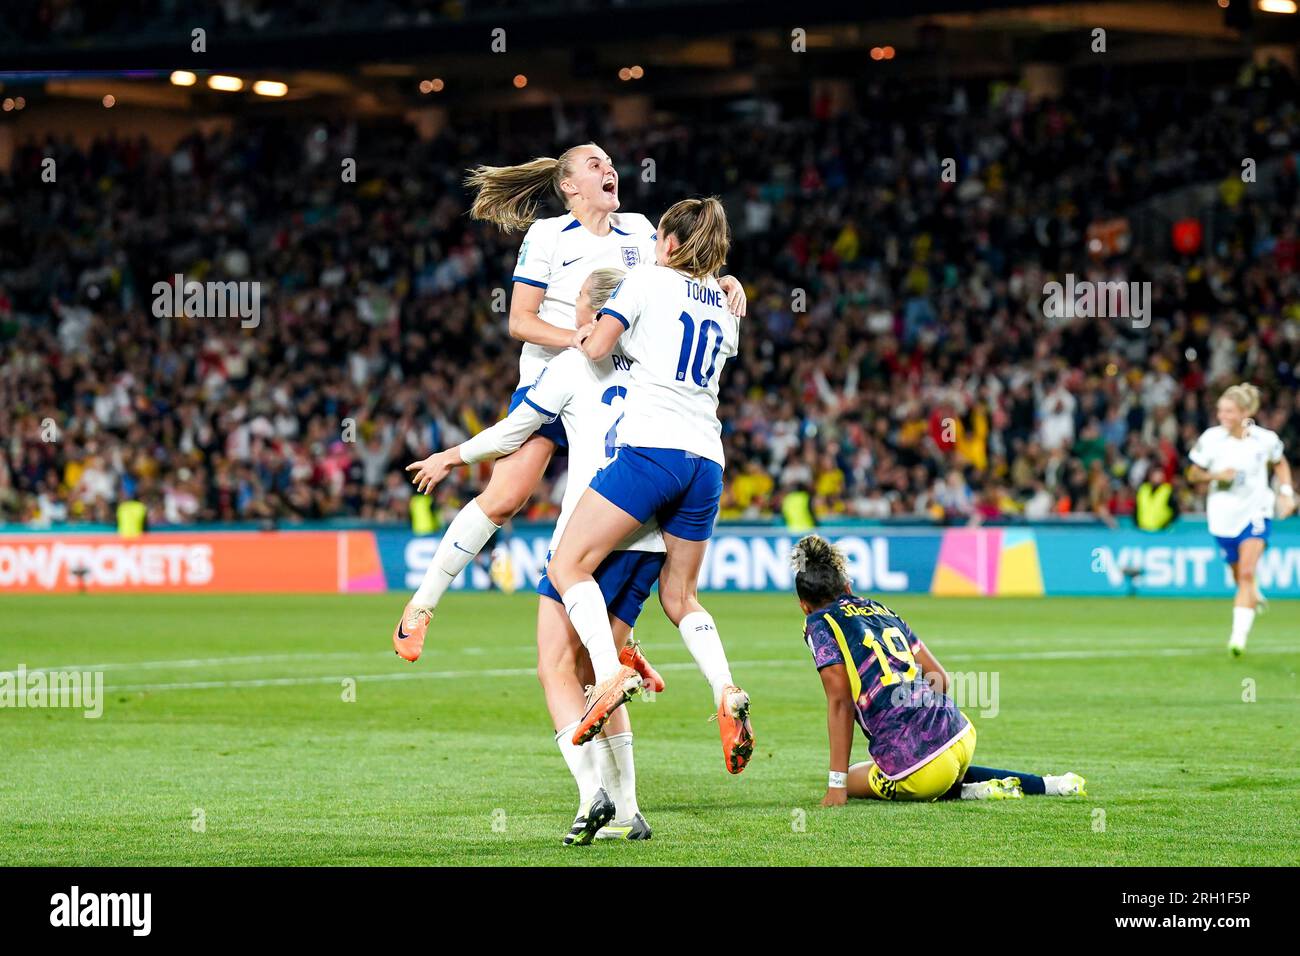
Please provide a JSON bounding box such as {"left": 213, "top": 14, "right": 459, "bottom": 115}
{"left": 3, "top": 68, "right": 1300, "bottom": 528}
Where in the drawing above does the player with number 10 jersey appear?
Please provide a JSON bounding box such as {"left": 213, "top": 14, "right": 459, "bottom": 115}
{"left": 547, "top": 197, "right": 754, "bottom": 777}
{"left": 599, "top": 255, "right": 738, "bottom": 469}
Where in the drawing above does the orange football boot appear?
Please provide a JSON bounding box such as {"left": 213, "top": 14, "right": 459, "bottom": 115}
{"left": 392, "top": 602, "right": 432, "bottom": 662}
{"left": 572, "top": 665, "right": 643, "bottom": 745}
{"left": 716, "top": 684, "right": 754, "bottom": 774}
{"left": 619, "top": 640, "right": 665, "bottom": 693}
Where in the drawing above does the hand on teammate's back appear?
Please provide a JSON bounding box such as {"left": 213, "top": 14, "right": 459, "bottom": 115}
{"left": 718, "top": 275, "right": 747, "bottom": 318}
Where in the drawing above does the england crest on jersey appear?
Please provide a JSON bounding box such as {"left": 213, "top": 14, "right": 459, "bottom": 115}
{"left": 621, "top": 246, "right": 641, "bottom": 268}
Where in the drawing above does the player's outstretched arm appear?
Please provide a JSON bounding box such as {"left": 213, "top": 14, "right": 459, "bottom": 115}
{"left": 818, "top": 664, "right": 855, "bottom": 807}
{"left": 405, "top": 404, "right": 548, "bottom": 494}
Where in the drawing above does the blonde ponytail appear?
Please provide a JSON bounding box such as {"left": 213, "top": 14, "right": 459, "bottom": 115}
{"left": 660, "top": 196, "right": 731, "bottom": 278}
{"left": 464, "top": 143, "right": 597, "bottom": 233}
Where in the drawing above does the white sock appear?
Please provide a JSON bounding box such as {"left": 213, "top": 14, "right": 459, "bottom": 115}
{"left": 592, "top": 737, "right": 619, "bottom": 809}
{"left": 1231, "top": 606, "right": 1255, "bottom": 643}
{"left": 411, "top": 499, "right": 500, "bottom": 608}
{"left": 678, "top": 610, "right": 733, "bottom": 707}
{"left": 556, "top": 721, "right": 601, "bottom": 812}
{"left": 594, "top": 732, "right": 639, "bottom": 820}
{"left": 562, "top": 580, "right": 620, "bottom": 682}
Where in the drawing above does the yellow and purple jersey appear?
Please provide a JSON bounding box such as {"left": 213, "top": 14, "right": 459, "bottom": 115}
{"left": 803, "top": 594, "right": 970, "bottom": 780}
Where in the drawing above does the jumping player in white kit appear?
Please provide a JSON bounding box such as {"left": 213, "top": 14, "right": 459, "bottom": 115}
{"left": 392, "top": 143, "right": 746, "bottom": 662}
{"left": 1187, "top": 382, "right": 1295, "bottom": 655}
{"left": 546, "top": 197, "right": 755, "bottom": 775}
{"left": 405, "top": 268, "right": 666, "bottom": 845}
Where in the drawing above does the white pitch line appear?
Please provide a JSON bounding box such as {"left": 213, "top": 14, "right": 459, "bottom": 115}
{"left": 101, "top": 645, "right": 1300, "bottom": 693}
{"left": 105, "top": 659, "right": 796, "bottom": 693}
{"left": 945, "top": 646, "right": 1300, "bottom": 662}
{"left": 13, "top": 650, "right": 388, "bottom": 674}
{"left": 111, "top": 666, "right": 542, "bottom": 692}
{"left": 25, "top": 639, "right": 1294, "bottom": 679}
{"left": 35, "top": 639, "right": 1284, "bottom": 676}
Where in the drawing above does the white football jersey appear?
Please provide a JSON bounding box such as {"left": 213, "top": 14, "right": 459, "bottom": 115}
{"left": 599, "top": 265, "right": 739, "bottom": 467}
{"left": 525, "top": 348, "right": 664, "bottom": 554}
{"left": 1188, "top": 424, "right": 1285, "bottom": 538}
{"left": 511, "top": 212, "right": 657, "bottom": 389}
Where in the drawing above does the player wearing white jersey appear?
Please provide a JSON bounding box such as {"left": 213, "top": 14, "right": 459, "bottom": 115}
{"left": 510, "top": 210, "right": 655, "bottom": 391}
{"left": 1188, "top": 383, "right": 1295, "bottom": 655}
{"left": 392, "top": 144, "right": 747, "bottom": 663}
{"left": 547, "top": 198, "right": 755, "bottom": 776}
{"left": 406, "top": 269, "right": 664, "bottom": 845}
{"left": 602, "top": 265, "right": 737, "bottom": 466}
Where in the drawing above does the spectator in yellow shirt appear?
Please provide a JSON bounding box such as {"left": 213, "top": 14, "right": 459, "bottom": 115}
{"left": 732, "top": 460, "right": 775, "bottom": 513}
{"left": 953, "top": 405, "right": 989, "bottom": 473}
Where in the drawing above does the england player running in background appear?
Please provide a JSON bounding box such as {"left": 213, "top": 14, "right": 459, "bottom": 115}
{"left": 792, "top": 535, "right": 1086, "bottom": 805}
{"left": 547, "top": 197, "right": 754, "bottom": 775}
{"left": 392, "top": 144, "right": 746, "bottom": 661}
{"left": 407, "top": 269, "right": 663, "bottom": 845}
{"left": 1187, "top": 383, "right": 1296, "bottom": 656}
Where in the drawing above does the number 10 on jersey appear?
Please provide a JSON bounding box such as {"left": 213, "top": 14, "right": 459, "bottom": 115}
{"left": 675, "top": 311, "right": 725, "bottom": 387}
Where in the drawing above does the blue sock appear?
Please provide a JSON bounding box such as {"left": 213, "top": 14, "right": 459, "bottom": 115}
{"left": 961, "top": 764, "right": 1046, "bottom": 795}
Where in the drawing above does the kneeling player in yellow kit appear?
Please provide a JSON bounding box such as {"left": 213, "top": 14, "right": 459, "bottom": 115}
{"left": 792, "top": 535, "right": 1086, "bottom": 805}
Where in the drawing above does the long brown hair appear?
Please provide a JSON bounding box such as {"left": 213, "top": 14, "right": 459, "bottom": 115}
{"left": 463, "top": 144, "right": 597, "bottom": 233}
{"left": 659, "top": 197, "right": 730, "bottom": 278}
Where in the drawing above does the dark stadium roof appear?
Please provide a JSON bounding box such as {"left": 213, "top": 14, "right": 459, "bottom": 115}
{"left": 2, "top": 1, "right": 1291, "bottom": 121}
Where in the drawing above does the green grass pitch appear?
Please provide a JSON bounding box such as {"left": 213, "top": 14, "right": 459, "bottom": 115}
{"left": 1, "top": 592, "right": 1296, "bottom": 866}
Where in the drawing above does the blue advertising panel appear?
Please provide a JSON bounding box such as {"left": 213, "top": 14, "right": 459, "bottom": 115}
{"left": 374, "top": 523, "right": 1300, "bottom": 598}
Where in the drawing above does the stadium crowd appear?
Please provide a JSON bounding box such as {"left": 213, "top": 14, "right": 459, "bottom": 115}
{"left": 2, "top": 71, "right": 1300, "bottom": 529}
